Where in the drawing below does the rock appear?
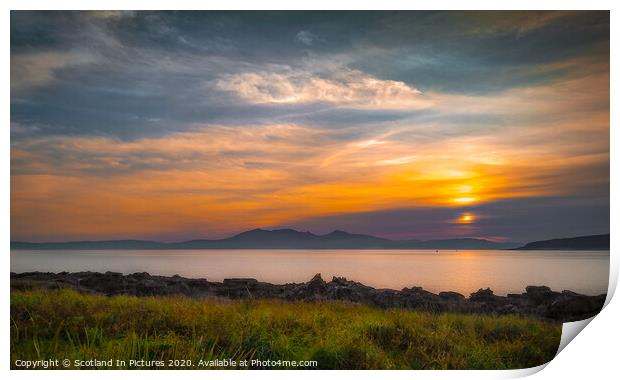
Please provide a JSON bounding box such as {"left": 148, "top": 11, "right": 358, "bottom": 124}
{"left": 77, "top": 272, "right": 126, "bottom": 295}
{"left": 219, "top": 278, "right": 261, "bottom": 299}
{"left": 561, "top": 290, "right": 579, "bottom": 296}
{"left": 545, "top": 293, "right": 605, "bottom": 321}
{"left": 308, "top": 273, "right": 326, "bottom": 290}
{"left": 438, "top": 291, "right": 465, "bottom": 302}
{"left": 524, "top": 285, "right": 557, "bottom": 303}
{"left": 135, "top": 279, "right": 167, "bottom": 296}
{"left": 372, "top": 290, "right": 405, "bottom": 308}
{"left": 223, "top": 278, "right": 258, "bottom": 286}
{"left": 402, "top": 286, "right": 442, "bottom": 302}
{"left": 326, "top": 284, "right": 362, "bottom": 301}
{"left": 470, "top": 288, "right": 496, "bottom": 302}
{"left": 128, "top": 272, "right": 151, "bottom": 280}
{"left": 526, "top": 285, "right": 551, "bottom": 293}
{"left": 324, "top": 277, "right": 373, "bottom": 302}
{"left": 9, "top": 271, "right": 607, "bottom": 322}
{"left": 497, "top": 304, "right": 521, "bottom": 315}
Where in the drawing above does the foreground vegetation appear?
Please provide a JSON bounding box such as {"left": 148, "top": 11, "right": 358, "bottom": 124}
{"left": 11, "top": 289, "right": 561, "bottom": 369}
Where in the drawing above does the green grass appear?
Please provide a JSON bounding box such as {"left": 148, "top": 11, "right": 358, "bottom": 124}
{"left": 11, "top": 289, "right": 561, "bottom": 370}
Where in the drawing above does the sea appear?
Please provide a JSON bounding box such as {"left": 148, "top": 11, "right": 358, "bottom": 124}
{"left": 10, "top": 249, "right": 610, "bottom": 296}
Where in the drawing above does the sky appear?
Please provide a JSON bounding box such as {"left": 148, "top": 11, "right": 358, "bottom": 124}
{"left": 10, "top": 11, "right": 610, "bottom": 243}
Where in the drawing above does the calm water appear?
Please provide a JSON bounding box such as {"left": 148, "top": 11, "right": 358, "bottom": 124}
{"left": 10, "top": 249, "right": 609, "bottom": 296}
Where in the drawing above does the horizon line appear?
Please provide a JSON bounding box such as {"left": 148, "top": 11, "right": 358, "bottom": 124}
{"left": 10, "top": 228, "right": 611, "bottom": 245}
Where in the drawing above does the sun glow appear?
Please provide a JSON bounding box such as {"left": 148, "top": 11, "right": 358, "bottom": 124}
{"left": 452, "top": 197, "right": 477, "bottom": 205}
{"left": 457, "top": 213, "right": 476, "bottom": 224}
{"left": 10, "top": 124, "right": 579, "bottom": 241}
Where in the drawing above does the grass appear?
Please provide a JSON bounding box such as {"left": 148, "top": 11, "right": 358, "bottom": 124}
{"left": 11, "top": 289, "right": 561, "bottom": 370}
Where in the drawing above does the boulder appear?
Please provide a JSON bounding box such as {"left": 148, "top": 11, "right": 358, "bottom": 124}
{"left": 308, "top": 273, "right": 327, "bottom": 291}
{"left": 469, "top": 288, "right": 496, "bottom": 302}
{"left": 524, "top": 285, "right": 557, "bottom": 304}
{"left": 438, "top": 291, "right": 465, "bottom": 302}
{"left": 545, "top": 293, "right": 605, "bottom": 321}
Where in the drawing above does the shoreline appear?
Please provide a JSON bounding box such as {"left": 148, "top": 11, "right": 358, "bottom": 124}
{"left": 11, "top": 271, "right": 605, "bottom": 322}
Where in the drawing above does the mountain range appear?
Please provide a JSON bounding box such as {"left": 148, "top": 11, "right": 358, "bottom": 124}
{"left": 11, "top": 228, "right": 522, "bottom": 250}
{"left": 11, "top": 229, "right": 609, "bottom": 251}
{"left": 512, "top": 234, "right": 609, "bottom": 250}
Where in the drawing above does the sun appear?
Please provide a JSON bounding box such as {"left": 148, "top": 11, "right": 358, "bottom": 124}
{"left": 457, "top": 213, "right": 476, "bottom": 224}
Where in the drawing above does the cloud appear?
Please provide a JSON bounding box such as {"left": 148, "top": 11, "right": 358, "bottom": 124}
{"left": 11, "top": 124, "right": 332, "bottom": 175}
{"left": 463, "top": 11, "right": 582, "bottom": 37}
{"left": 216, "top": 68, "right": 428, "bottom": 108}
{"left": 10, "top": 51, "right": 92, "bottom": 92}
{"left": 9, "top": 11, "right": 609, "bottom": 241}
{"left": 295, "top": 30, "right": 320, "bottom": 46}
{"left": 429, "top": 63, "right": 609, "bottom": 118}
{"left": 86, "top": 10, "right": 136, "bottom": 20}
{"left": 11, "top": 96, "right": 609, "bottom": 241}
{"left": 10, "top": 11, "right": 609, "bottom": 140}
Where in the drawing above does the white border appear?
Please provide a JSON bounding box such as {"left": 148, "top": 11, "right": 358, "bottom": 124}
{"left": 3, "top": 2, "right": 618, "bottom": 379}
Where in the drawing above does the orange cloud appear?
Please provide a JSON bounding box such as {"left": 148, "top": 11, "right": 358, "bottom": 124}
{"left": 11, "top": 68, "right": 609, "bottom": 241}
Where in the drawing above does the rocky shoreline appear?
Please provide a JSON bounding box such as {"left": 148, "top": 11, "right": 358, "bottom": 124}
{"left": 11, "top": 271, "right": 606, "bottom": 322}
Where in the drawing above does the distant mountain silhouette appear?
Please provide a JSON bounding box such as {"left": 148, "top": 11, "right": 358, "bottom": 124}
{"left": 513, "top": 234, "right": 610, "bottom": 250}
{"left": 10, "top": 240, "right": 163, "bottom": 250}
{"left": 392, "top": 238, "right": 522, "bottom": 250}
{"left": 11, "top": 229, "right": 522, "bottom": 250}
{"left": 175, "top": 228, "right": 318, "bottom": 249}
